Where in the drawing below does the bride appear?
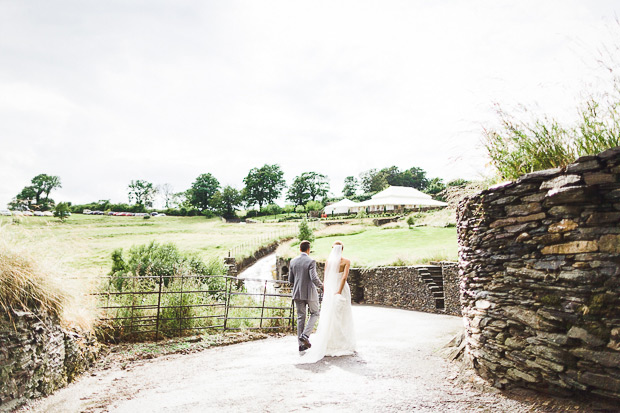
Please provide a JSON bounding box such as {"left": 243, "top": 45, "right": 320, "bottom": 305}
{"left": 300, "top": 241, "right": 356, "bottom": 362}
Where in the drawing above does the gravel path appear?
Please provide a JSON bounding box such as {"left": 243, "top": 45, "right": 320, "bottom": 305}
{"left": 20, "top": 306, "right": 600, "bottom": 412}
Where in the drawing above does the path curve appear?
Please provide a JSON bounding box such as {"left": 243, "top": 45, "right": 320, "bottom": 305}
{"left": 21, "top": 306, "right": 581, "bottom": 412}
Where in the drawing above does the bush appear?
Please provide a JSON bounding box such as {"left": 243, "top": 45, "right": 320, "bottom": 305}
{"left": 406, "top": 216, "right": 415, "bottom": 228}
{"left": 305, "top": 200, "right": 323, "bottom": 212}
{"left": 298, "top": 218, "right": 315, "bottom": 243}
{"left": 53, "top": 202, "right": 71, "bottom": 221}
{"left": 108, "top": 241, "right": 224, "bottom": 291}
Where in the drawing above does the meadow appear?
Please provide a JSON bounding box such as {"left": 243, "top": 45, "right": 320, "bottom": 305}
{"left": 0, "top": 212, "right": 459, "bottom": 276}
{"left": 0, "top": 214, "right": 298, "bottom": 278}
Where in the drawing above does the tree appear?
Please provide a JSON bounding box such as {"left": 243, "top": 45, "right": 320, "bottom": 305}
{"left": 286, "top": 175, "right": 310, "bottom": 207}
{"left": 128, "top": 180, "right": 158, "bottom": 208}
{"left": 360, "top": 169, "right": 389, "bottom": 193}
{"left": 303, "top": 172, "right": 329, "bottom": 201}
{"left": 31, "top": 174, "right": 62, "bottom": 204}
{"left": 398, "top": 167, "right": 428, "bottom": 190}
{"left": 53, "top": 202, "right": 71, "bottom": 221}
{"left": 211, "top": 186, "right": 242, "bottom": 218}
{"left": 160, "top": 183, "right": 176, "bottom": 208}
{"left": 305, "top": 200, "right": 323, "bottom": 212}
{"left": 424, "top": 177, "right": 446, "bottom": 195}
{"left": 342, "top": 176, "right": 358, "bottom": 198}
{"left": 187, "top": 173, "right": 220, "bottom": 212}
{"left": 243, "top": 164, "right": 286, "bottom": 209}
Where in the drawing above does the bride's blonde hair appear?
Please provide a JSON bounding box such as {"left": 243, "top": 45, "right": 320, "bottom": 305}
{"left": 333, "top": 240, "right": 343, "bottom": 251}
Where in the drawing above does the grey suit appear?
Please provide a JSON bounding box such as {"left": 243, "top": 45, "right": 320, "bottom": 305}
{"left": 289, "top": 252, "right": 323, "bottom": 345}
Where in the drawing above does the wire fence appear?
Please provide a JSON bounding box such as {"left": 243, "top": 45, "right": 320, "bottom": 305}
{"left": 94, "top": 273, "right": 294, "bottom": 342}
{"left": 228, "top": 221, "right": 321, "bottom": 258}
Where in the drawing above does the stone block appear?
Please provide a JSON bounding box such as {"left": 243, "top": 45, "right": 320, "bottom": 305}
{"left": 548, "top": 205, "right": 583, "bottom": 217}
{"left": 540, "top": 175, "right": 582, "bottom": 190}
{"left": 547, "top": 219, "right": 578, "bottom": 233}
{"left": 597, "top": 146, "right": 620, "bottom": 159}
{"left": 566, "top": 159, "right": 601, "bottom": 173}
{"left": 585, "top": 212, "right": 620, "bottom": 225}
{"left": 579, "top": 372, "right": 620, "bottom": 393}
{"left": 605, "top": 189, "right": 620, "bottom": 200}
{"left": 490, "top": 213, "right": 546, "bottom": 229}
{"left": 545, "top": 186, "right": 592, "bottom": 205}
{"left": 541, "top": 241, "right": 598, "bottom": 255}
{"left": 570, "top": 348, "right": 620, "bottom": 368}
{"left": 505, "top": 203, "right": 542, "bottom": 217}
{"left": 567, "top": 326, "right": 606, "bottom": 347}
{"left": 584, "top": 172, "right": 617, "bottom": 185}
{"left": 599, "top": 234, "right": 620, "bottom": 254}
{"left": 507, "top": 368, "right": 539, "bottom": 383}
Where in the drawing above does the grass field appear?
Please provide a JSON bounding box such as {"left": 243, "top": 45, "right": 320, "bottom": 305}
{"left": 0, "top": 215, "right": 298, "bottom": 277}
{"left": 278, "top": 224, "right": 458, "bottom": 267}
{"left": 1, "top": 213, "right": 458, "bottom": 278}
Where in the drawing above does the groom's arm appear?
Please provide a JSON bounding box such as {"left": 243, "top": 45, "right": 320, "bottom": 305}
{"left": 309, "top": 260, "right": 323, "bottom": 289}
{"left": 288, "top": 261, "right": 295, "bottom": 284}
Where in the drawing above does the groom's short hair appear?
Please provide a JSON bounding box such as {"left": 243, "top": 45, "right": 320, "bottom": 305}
{"left": 300, "top": 240, "right": 311, "bottom": 253}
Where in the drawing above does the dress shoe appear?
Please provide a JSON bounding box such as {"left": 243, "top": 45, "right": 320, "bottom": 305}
{"left": 299, "top": 344, "right": 308, "bottom": 352}
{"left": 300, "top": 334, "right": 312, "bottom": 348}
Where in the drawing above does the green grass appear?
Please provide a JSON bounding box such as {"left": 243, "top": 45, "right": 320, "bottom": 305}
{"left": 282, "top": 226, "right": 458, "bottom": 267}
{"left": 1, "top": 214, "right": 297, "bottom": 277}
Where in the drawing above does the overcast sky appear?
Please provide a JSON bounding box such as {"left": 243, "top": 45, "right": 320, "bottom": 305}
{"left": 1, "top": 1, "right": 619, "bottom": 208}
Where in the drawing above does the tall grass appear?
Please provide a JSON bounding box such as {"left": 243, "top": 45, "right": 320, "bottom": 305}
{"left": 484, "top": 92, "right": 620, "bottom": 181}
{"left": 0, "top": 243, "right": 66, "bottom": 318}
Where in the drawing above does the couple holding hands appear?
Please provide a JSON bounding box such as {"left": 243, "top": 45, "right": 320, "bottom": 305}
{"left": 288, "top": 240, "right": 356, "bottom": 363}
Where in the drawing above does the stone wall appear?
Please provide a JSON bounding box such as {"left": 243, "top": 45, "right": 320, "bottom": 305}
{"left": 0, "top": 310, "right": 100, "bottom": 410}
{"left": 276, "top": 256, "right": 461, "bottom": 316}
{"left": 457, "top": 147, "right": 620, "bottom": 400}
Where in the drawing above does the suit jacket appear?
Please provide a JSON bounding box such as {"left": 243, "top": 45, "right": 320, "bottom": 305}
{"left": 289, "top": 253, "right": 323, "bottom": 301}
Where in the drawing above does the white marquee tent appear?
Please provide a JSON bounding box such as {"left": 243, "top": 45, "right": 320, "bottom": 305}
{"left": 349, "top": 186, "right": 447, "bottom": 213}
{"left": 324, "top": 198, "right": 358, "bottom": 215}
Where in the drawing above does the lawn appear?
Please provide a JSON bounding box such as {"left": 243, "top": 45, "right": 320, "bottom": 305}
{"left": 0, "top": 214, "right": 298, "bottom": 277}
{"left": 279, "top": 225, "right": 458, "bottom": 267}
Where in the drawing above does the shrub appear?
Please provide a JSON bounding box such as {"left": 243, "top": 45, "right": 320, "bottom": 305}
{"left": 53, "top": 202, "right": 71, "bottom": 221}
{"left": 109, "top": 241, "right": 224, "bottom": 291}
{"left": 406, "top": 216, "right": 415, "bottom": 228}
{"left": 298, "top": 218, "right": 315, "bottom": 243}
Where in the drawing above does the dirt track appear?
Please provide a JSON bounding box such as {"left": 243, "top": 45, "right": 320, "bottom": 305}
{"left": 20, "top": 306, "right": 605, "bottom": 412}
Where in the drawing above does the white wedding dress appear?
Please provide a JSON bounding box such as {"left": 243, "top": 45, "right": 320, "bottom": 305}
{"left": 299, "top": 244, "right": 356, "bottom": 363}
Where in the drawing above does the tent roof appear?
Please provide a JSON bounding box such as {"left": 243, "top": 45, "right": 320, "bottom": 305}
{"left": 353, "top": 186, "right": 448, "bottom": 207}
{"left": 372, "top": 186, "right": 433, "bottom": 200}
{"left": 325, "top": 199, "right": 358, "bottom": 208}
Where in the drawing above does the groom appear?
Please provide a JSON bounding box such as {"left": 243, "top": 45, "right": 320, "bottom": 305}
{"left": 288, "top": 240, "right": 324, "bottom": 352}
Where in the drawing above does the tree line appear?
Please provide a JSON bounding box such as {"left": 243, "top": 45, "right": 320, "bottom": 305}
{"left": 9, "top": 164, "right": 458, "bottom": 218}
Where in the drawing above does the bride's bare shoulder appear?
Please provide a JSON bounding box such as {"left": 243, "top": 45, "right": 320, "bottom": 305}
{"left": 340, "top": 257, "right": 350, "bottom": 265}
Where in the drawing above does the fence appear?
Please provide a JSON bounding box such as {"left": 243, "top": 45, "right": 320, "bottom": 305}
{"left": 94, "top": 273, "right": 295, "bottom": 341}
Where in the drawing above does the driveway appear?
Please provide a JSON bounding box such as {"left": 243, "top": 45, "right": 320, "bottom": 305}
{"left": 21, "top": 306, "right": 592, "bottom": 412}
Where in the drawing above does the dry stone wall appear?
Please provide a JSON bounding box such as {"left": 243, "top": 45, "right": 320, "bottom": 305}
{"left": 0, "top": 310, "right": 99, "bottom": 410}
{"left": 276, "top": 256, "right": 461, "bottom": 316}
{"left": 457, "top": 147, "right": 620, "bottom": 400}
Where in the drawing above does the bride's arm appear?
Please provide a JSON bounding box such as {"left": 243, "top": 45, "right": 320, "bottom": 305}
{"left": 336, "top": 259, "right": 350, "bottom": 295}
